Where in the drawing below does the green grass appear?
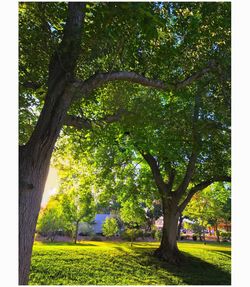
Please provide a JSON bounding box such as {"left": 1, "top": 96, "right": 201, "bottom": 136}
{"left": 30, "top": 240, "right": 231, "bottom": 285}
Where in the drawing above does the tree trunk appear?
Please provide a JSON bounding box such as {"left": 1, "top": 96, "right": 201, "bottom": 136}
{"left": 19, "top": 82, "right": 74, "bottom": 284}
{"left": 154, "top": 199, "right": 181, "bottom": 264}
{"left": 215, "top": 223, "right": 220, "bottom": 242}
{"left": 19, "top": 145, "right": 52, "bottom": 284}
{"left": 74, "top": 221, "right": 79, "bottom": 244}
{"left": 19, "top": 3, "right": 85, "bottom": 284}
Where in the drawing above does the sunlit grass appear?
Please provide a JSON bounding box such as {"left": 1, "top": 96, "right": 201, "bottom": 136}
{"left": 30, "top": 241, "right": 231, "bottom": 285}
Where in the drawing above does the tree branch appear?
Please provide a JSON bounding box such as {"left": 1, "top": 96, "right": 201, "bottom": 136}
{"left": 176, "top": 151, "right": 198, "bottom": 196}
{"left": 176, "top": 93, "right": 201, "bottom": 197}
{"left": 178, "top": 176, "right": 231, "bottom": 212}
{"left": 64, "top": 114, "right": 92, "bottom": 130}
{"left": 140, "top": 151, "right": 167, "bottom": 193}
{"left": 162, "top": 160, "right": 176, "bottom": 190}
{"left": 20, "top": 81, "right": 43, "bottom": 90}
{"left": 71, "top": 62, "right": 216, "bottom": 99}
{"left": 167, "top": 166, "right": 176, "bottom": 190}
{"left": 63, "top": 108, "right": 127, "bottom": 130}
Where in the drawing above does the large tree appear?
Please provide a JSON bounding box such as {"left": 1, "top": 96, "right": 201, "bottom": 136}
{"left": 19, "top": 2, "right": 230, "bottom": 283}
{"left": 65, "top": 82, "right": 231, "bottom": 263}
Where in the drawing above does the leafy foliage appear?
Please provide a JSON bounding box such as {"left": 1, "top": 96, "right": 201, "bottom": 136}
{"left": 120, "top": 201, "right": 146, "bottom": 229}
{"left": 36, "top": 196, "right": 69, "bottom": 241}
{"left": 102, "top": 217, "right": 119, "bottom": 238}
{"left": 183, "top": 182, "right": 231, "bottom": 230}
{"left": 119, "top": 201, "right": 147, "bottom": 245}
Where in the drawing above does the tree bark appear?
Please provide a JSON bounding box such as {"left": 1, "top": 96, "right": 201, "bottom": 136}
{"left": 19, "top": 3, "right": 86, "bottom": 284}
{"left": 154, "top": 198, "right": 181, "bottom": 264}
{"left": 19, "top": 86, "right": 74, "bottom": 284}
{"left": 19, "top": 145, "right": 52, "bottom": 285}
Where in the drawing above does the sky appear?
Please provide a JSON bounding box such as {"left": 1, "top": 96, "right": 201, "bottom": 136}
{"left": 41, "top": 167, "right": 59, "bottom": 207}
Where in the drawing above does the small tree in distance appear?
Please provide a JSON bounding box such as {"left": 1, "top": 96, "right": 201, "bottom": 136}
{"left": 102, "top": 217, "right": 119, "bottom": 238}
{"left": 61, "top": 189, "right": 96, "bottom": 244}
{"left": 183, "top": 182, "right": 231, "bottom": 242}
{"left": 36, "top": 196, "right": 67, "bottom": 242}
{"left": 120, "top": 201, "right": 146, "bottom": 246}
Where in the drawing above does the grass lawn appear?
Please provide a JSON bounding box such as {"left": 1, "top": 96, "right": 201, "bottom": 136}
{"left": 30, "top": 240, "right": 231, "bottom": 285}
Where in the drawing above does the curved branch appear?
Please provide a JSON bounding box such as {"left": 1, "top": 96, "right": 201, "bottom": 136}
{"left": 140, "top": 151, "right": 167, "bottom": 193}
{"left": 176, "top": 93, "right": 201, "bottom": 197}
{"left": 178, "top": 176, "right": 231, "bottom": 212}
{"left": 71, "top": 62, "right": 215, "bottom": 99}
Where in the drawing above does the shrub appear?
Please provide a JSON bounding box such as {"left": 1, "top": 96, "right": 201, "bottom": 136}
{"left": 220, "top": 231, "right": 231, "bottom": 241}
{"left": 151, "top": 226, "right": 157, "bottom": 238}
{"left": 78, "top": 222, "right": 95, "bottom": 236}
{"left": 120, "top": 230, "right": 131, "bottom": 241}
{"left": 90, "top": 235, "right": 103, "bottom": 241}
{"left": 36, "top": 201, "right": 67, "bottom": 241}
{"left": 154, "top": 229, "right": 162, "bottom": 241}
{"left": 102, "top": 217, "right": 119, "bottom": 238}
{"left": 180, "top": 233, "right": 187, "bottom": 240}
{"left": 120, "top": 229, "right": 141, "bottom": 245}
{"left": 136, "top": 229, "right": 144, "bottom": 238}
{"left": 192, "top": 234, "right": 198, "bottom": 241}
{"left": 143, "top": 231, "right": 151, "bottom": 238}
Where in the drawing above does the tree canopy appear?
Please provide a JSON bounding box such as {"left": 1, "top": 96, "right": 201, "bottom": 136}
{"left": 183, "top": 182, "right": 231, "bottom": 228}
{"left": 19, "top": 2, "right": 231, "bottom": 147}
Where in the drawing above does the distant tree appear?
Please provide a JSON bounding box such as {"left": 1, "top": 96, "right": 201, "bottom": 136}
{"left": 52, "top": 149, "right": 97, "bottom": 243}
{"left": 36, "top": 196, "right": 67, "bottom": 241}
{"left": 120, "top": 201, "right": 146, "bottom": 246}
{"left": 61, "top": 189, "right": 96, "bottom": 244}
{"left": 102, "top": 217, "right": 119, "bottom": 238}
{"left": 145, "top": 202, "right": 162, "bottom": 231}
{"left": 183, "top": 182, "right": 231, "bottom": 242}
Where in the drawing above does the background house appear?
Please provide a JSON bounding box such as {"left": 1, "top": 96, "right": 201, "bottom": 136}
{"left": 79, "top": 214, "right": 110, "bottom": 235}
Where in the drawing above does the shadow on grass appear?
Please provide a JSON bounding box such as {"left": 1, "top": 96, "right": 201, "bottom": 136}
{"left": 113, "top": 246, "right": 125, "bottom": 252}
{"left": 163, "top": 251, "right": 231, "bottom": 285}
{"left": 127, "top": 247, "right": 231, "bottom": 285}
{"left": 213, "top": 250, "right": 231, "bottom": 256}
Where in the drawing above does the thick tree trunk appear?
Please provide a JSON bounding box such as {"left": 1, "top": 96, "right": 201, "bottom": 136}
{"left": 19, "top": 145, "right": 51, "bottom": 284}
{"left": 154, "top": 199, "right": 181, "bottom": 264}
{"left": 19, "top": 90, "right": 74, "bottom": 285}
{"left": 19, "top": 83, "right": 74, "bottom": 284}
{"left": 19, "top": 3, "right": 85, "bottom": 284}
